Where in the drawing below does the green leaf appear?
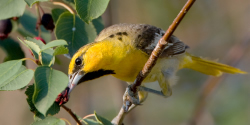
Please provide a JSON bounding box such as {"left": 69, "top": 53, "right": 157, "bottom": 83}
{"left": 0, "top": 0, "right": 26, "bottom": 20}
{"left": 31, "top": 116, "right": 65, "bottom": 125}
{"left": 22, "top": 39, "right": 42, "bottom": 60}
{"left": 0, "top": 65, "right": 33, "bottom": 91}
{"left": 26, "top": 84, "right": 61, "bottom": 120}
{"left": 52, "top": 9, "right": 67, "bottom": 23}
{"left": 92, "top": 16, "right": 104, "bottom": 35}
{"left": 83, "top": 118, "right": 101, "bottom": 125}
{"left": 55, "top": 12, "right": 97, "bottom": 57}
{"left": 54, "top": 46, "right": 69, "bottom": 56}
{"left": 33, "top": 66, "right": 68, "bottom": 115}
{"left": 0, "top": 38, "right": 25, "bottom": 62}
{"left": 75, "top": 0, "right": 110, "bottom": 23}
{"left": 26, "top": 84, "right": 45, "bottom": 119}
{"left": 18, "top": 37, "right": 45, "bottom": 60}
{"left": 94, "top": 112, "right": 112, "bottom": 125}
{"left": 41, "top": 40, "right": 68, "bottom": 51}
{"left": 26, "top": 37, "right": 45, "bottom": 49}
{"left": 39, "top": 49, "right": 55, "bottom": 66}
{"left": 0, "top": 60, "right": 22, "bottom": 86}
{"left": 25, "top": 0, "right": 49, "bottom": 7}
{"left": 20, "top": 37, "right": 55, "bottom": 65}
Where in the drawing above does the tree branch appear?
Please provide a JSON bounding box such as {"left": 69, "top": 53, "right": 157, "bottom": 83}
{"left": 61, "top": 105, "right": 82, "bottom": 125}
{"left": 113, "top": 0, "right": 196, "bottom": 124}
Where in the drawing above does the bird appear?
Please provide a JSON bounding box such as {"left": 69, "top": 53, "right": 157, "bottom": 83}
{"left": 55, "top": 23, "right": 246, "bottom": 106}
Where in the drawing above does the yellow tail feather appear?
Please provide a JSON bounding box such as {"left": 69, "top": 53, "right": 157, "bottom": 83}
{"left": 182, "top": 53, "right": 247, "bottom": 76}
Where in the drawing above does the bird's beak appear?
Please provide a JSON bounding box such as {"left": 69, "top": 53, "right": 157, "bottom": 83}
{"left": 67, "top": 71, "right": 85, "bottom": 94}
{"left": 56, "top": 71, "right": 85, "bottom": 105}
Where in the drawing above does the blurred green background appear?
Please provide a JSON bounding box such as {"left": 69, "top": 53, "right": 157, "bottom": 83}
{"left": 0, "top": 0, "right": 250, "bottom": 125}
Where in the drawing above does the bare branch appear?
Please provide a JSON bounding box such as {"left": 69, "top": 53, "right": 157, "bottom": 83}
{"left": 61, "top": 105, "right": 82, "bottom": 125}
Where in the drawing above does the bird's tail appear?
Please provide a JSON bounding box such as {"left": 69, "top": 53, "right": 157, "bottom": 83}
{"left": 181, "top": 53, "right": 246, "bottom": 76}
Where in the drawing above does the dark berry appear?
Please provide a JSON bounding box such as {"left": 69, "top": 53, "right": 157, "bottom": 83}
{"left": 0, "top": 19, "right": 12, "bottom": 40}
{"left": 41, "top": 14, "right": 55, "bottom": 31}
{"left": 34, "top": 37, "right": 46, "bottom": 44}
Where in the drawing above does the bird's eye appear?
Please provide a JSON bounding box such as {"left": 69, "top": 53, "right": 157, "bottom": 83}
{"left": 75, "top": 58, "right": 82, "bottom": 65}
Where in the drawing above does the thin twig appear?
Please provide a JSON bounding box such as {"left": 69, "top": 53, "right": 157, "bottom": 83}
{"left": 189, "top": 38, "right": 250, "bottom": 125}
{"left": 51, "top": 1, "right": 76, "bottom": 14}
{"left": 113, "top": 0, "right": 196, "bottom": 124}
{"left": 61, "top": 105, "right": 82, "bottom": 125}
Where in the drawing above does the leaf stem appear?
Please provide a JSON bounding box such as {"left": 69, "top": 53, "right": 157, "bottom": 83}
{"left": 82, "top": 114, "right": 95, "bottom": 119}
{"left": 51, "top": 1, "right": 76, "bottom": 14}
{"left": 21, "top": 58, "right": 37, "bottom": 64}
{"left": 61, "top": 105, "right": 82, "bottom": 125}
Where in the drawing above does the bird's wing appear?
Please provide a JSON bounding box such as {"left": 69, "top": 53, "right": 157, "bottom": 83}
{"left": 134, "top": 25, "right": 189, "bottom": 57}
{"left": 95, "top": 23, "right": 188, "bottom": 57}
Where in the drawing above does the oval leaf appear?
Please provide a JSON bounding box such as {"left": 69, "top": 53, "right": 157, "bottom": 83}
{"left": 54, "top": 46, "right": 69, "bottom": 56}
{"left": 31, "top": 116, "right": 65, "bottom": 125}
{"left": 0, "top": 65, "right": 34, "bottom": 91}
{"left": 33, "top": 66, "right": 68, "bottom": 115}
{"left": 0, "top": 60, "right": 22, "bottom": 86}
{"left": 41, "top": 40, "right": 68, "bottom": 51}
{"left": 75, "top": 0, "right": 110, "bottom": 23}
{"left": 19, "top": 37, "right": 45, "bottom": 60}
{"left": 55, "top": 12, "right": 97, "bottom": 57}
{"left": 0, "top": 0, "right": 26, "bottom": 20}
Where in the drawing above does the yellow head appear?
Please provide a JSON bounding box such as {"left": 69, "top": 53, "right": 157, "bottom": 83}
{"left": 67, "top": 41, "right": 117, "bottom": 92}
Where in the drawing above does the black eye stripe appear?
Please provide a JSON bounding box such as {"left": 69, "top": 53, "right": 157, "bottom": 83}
{"left": 75, "top": 58, "right": 82, "bottom": 65}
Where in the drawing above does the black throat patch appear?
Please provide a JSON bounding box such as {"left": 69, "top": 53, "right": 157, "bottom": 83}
{"left": 78, "top": 69, "right": 115, "bottom": 84}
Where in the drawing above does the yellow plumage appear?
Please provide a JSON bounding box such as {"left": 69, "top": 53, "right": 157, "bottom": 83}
{"left": 181, "top": 53, "right": 246, "bottom": 76}
{"left": 62, "top": 23, "right": 246, "bottom": 105}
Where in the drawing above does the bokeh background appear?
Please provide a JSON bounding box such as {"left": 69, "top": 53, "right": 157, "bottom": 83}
{"left": 0, "top": 0, "right": 250, "bottom": 125}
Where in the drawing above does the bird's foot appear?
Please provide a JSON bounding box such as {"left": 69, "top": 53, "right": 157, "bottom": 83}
{"left": 55, "top": 87, "right": 70, "bottom": 105}
{"left": 122, "top": 85, "right": 141, "bottom": 112}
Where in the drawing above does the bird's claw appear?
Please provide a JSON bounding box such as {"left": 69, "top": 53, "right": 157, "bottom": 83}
{"left": 123, "top": 86, "right": 141, "bottom": 112}
{"left": 55, "top": 87, "right": 70, "bottom": 105}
